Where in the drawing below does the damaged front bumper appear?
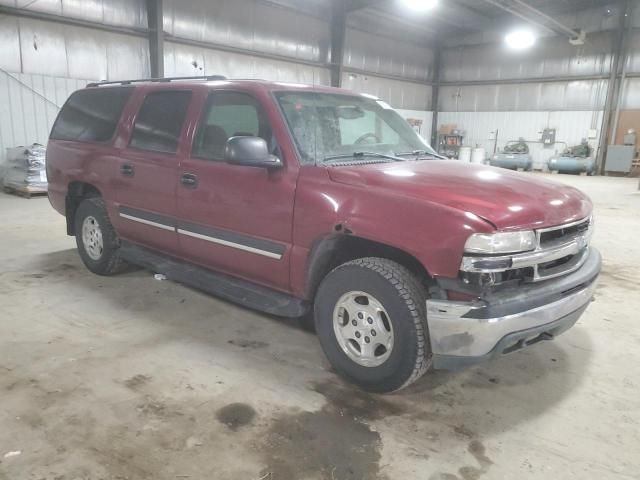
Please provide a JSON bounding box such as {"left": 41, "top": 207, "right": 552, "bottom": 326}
{"left": 427, "top": 247, "right": 601, "bottom": 369}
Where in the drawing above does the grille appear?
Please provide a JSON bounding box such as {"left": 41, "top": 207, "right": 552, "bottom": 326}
{"left": 539, "top": 218, "right": 590, "bottom": 248}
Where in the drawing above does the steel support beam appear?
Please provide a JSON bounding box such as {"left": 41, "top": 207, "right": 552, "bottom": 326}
{"left": 166, "top": 35, "right": 326, "bottom": 69}
{"left": 510, "top": 0, "right": 581, "bottom": 39}
{"left": 610, "top": 2, "right": 635, "bottom": 147}
{"left": 479, "top": 0, "right": 579, "bottom": 39}
{"left": 330, "top": 0, "right": 347, "bottom": 87}
{"left": 440, "top": 73, "right": 611, "bottom": 87}
{"left": 146, "top": 0, "right": 164, "bottom": 78}
{"left": 430, "top": 47, "right": 441, "bottom": 146}
{"left": 342, "top": 67, "right": 432, "bottom": 86}
{"left": 347, "top": 0, "right": 388, "bottom": 12}
{"left": 597, "top": 0, "right": 633, "bottom": 175}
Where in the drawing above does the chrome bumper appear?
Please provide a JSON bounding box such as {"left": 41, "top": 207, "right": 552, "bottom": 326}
{"left": 427, "top": 247, "right": 601, "bottom": 369}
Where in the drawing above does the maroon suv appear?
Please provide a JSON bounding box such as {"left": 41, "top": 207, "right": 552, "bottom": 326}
{"left": 46, "top": 76, "right": 601, "bottom": 392}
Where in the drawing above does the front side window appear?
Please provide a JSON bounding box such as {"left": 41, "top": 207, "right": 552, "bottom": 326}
{"left": 275, "top": 92, "right": 437, "bottom": 165}
{"left": 129, "top": 90, "right": 192, "bottom": 154}
{"left": 192, "top": 92, "right": 271, "bottom": 160}
{"left": 50, "top": 87, "right": 133, "bottom": 142}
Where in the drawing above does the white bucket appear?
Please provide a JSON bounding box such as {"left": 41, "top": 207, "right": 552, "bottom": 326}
{"left": 458, "top": 146, "right": 472, "bottom": 162}
{"left": 471, "top": 147, "right": 486, "bottom": 164}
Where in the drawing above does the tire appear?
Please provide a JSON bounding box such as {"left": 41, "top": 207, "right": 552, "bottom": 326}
{"left": 74, "top": 197, "right": 126, "bottom": 275}
{"left": 314, "top": 257, "right": 431, "bottom": 393}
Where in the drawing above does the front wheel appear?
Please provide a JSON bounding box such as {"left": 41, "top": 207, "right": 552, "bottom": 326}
{"left": 314, "top": 258, "right": 431, "bottom": 393}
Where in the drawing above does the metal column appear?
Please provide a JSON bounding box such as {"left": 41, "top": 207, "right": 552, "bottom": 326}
{"left": 610, "top": 2, "right": 635, "bottom": 145}
{"left": 147, "top": 0, "right": 164, "bottom": 79}
{"left": 330, "top": 0, "right": 347, "bottom": 88}
{"left": 597, "top": 1, "right": 632, "bottom": 175}
{"left": 430, "top": 47, "right": 441, "bottom": 146}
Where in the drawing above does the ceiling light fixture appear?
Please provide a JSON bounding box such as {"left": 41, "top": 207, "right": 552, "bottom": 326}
{"left": 401, "top": 0, "right": 438, "bottom": 12}
{"left": 505, "top": 29, "right": 536, "bottom": 50}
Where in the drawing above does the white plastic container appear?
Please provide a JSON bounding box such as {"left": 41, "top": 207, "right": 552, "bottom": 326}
{"left": 471, "top": 147, "right": 486, "bottom": 164}
{"left": 458, "top": 146, "right": 472, "bottom": 162}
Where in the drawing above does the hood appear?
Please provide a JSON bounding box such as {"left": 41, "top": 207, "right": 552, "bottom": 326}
{"left": 327, "top": 160, "right": 592, "bottom": 230}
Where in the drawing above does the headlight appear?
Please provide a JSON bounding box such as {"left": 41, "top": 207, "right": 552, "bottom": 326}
{"left": 464, "top": 231, "right": 536, "bottom": 254}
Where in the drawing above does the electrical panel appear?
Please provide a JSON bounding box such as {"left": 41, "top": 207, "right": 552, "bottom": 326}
{"left": 541, "top": 128, "right": 556, "bottom": 146}
{"left": 623, "top": 132, "right": 636, "bottom": 146}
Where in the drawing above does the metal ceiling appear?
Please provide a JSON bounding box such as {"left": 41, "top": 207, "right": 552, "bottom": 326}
{"left": 263, "top": 0, "right": 620, "bottom": 45}
{"left": 352, "top": 0, "right": 618, "bottom": 40}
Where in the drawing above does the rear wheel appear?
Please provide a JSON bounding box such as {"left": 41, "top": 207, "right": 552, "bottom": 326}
{"left": 314, "top": 257, "right": 431, "bottom": 393}
{"left": 74, "top": 198, "right": 126, "bottom": 275}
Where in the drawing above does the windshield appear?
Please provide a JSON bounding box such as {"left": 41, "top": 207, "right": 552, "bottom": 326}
{"left": 274, "top": 92, "right": 438, "bottom": 165}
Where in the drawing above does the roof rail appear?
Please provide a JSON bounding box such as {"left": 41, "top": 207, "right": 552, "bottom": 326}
{"left": 86, "top": 75, "right": 228, "bottom": 88}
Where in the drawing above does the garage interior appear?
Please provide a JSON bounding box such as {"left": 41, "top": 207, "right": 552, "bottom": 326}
{"left": 0, "top": 0, "right": 639, "bottom": 479}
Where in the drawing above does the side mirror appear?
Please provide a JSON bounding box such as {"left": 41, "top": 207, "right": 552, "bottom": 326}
{"left": 224, "top": 136, "right": 282, "bottom": 169}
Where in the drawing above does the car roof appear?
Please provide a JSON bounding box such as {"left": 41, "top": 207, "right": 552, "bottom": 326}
{"left": 85, "top": 77, "right": 372, "bottom": 98}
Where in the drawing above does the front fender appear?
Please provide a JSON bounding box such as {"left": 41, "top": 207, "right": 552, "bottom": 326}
{"left": 289, "top": 166, "right": 494, "bottom": 297}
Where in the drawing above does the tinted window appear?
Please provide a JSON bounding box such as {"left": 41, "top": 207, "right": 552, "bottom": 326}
{"left": 130, "top": 91, "right": 192, "bottom": 153}
{"left": 192, "top": 92, "right": 271, "bottom": 160}
{"left": 50, "top": 87, "right": 133, "bottom": 142}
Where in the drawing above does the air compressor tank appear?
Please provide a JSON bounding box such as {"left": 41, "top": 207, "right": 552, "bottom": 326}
{"left": 490, "top": 153, "right": 533, "bottom": 170}
{"left": 490, "top": 138, "right": 532, "bottom": 170}
{"left": 548, "top": 140, "right": 595, "bottom": 175}
{"left": 548, "top": 156, "right": 595, "bottom": 175}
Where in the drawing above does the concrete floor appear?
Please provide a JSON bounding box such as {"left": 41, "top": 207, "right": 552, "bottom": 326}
{"left": 0, "top": 173, "right": 638, "bottom": 480}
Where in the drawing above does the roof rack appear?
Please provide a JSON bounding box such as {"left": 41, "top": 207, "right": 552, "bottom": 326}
{"left": 86, "top": 75, "right": 228, "bottom": 88}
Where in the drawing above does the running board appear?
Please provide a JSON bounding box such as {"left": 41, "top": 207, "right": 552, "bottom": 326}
{"left": 119, "top": 241, "right": 309, "bottom": 318}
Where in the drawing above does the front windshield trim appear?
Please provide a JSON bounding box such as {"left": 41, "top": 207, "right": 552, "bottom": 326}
{"left": 273, "top": 90, "right": 438, "bottom": 166}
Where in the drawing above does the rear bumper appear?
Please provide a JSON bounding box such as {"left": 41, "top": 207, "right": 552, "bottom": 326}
{"left": 427, "top": 247, "right": 601, "bottom": 369}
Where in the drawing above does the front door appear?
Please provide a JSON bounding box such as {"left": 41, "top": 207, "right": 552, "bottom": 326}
{"left": 176, "top": 90, "right": 298, "bottom": 292}
{"left": 114, "top": 88, "right": 193, "bottom": 256}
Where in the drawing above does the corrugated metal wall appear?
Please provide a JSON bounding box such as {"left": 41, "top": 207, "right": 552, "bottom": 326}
{"left": 162, "top": 0, "right": 329, "bottom": 65}
{"left": 0, "top": 0, "right": 147, "bottom": 27}
{"left": 162, "top": 42, "right": 330, "bottom": 85}
{"left": 0, "top": 0, "right": 433, "bottom": 111}
{"left": 342, "top": 72, "right": 432, "bottom": 111}
{"left": 440, "top": 30, "right": 640, "bottom": 112}
{"left": 437, "top": 22, "right": 640, "bottom": 162}
{"left": 0, "top": 16, "right": 150, "bottom": 79}
{"left": 344, "top": 29, "right": 433, "bottom": 82}
{"left": 1, "top": 0, "right": 635, "bottom": 160}
{"left": 0, "top": 70, "right": 91, "bottom": 167}
{"left": 0, "top": 0, "right": 435, "bottom": 166}
{"left": 439, "top": 110, "right": 603, "bottom": 169}
{"left": 439, "top": 80, "right": 608, "bottom": 112}
{"left": 441, "top": 31, "right": 613, "bottom": 84}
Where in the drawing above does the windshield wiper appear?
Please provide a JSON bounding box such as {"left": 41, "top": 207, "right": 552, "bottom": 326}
{"left": 395, "top": 150, "right": 446, "bottom": 160}
{"left": 321, "top": 151, "right": 404, "bottom": 163}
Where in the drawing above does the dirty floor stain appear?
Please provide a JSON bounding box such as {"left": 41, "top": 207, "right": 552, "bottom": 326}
{"left": 216, "top": 402, "right": 257, "bottom": 431}
{"left": 256, "top": 379, "right": 410, "bottom": 480}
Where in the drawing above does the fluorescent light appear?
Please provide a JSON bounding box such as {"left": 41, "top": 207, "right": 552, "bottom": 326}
{"left": 401, "top": 0, "right": 437, "bottom": 12}
{"left": 505, "top": 29, "right": 535, "bottom": 50}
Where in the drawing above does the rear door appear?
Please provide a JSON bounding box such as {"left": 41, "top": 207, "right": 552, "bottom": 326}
{"left": 113, "top": 88, "right": 193, "bottom": 256}
{"left": 175, "top": 89, "right": 298, "bottom": 292}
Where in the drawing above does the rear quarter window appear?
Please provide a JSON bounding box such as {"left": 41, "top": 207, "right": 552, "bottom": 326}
{"left": 50, "top": 87, "right": 133, "bottom": 142}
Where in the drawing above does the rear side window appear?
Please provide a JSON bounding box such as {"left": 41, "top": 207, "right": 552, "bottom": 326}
{"left": 50, "top": 87, "right": 133, "bottom": 142}
{"left": 129, "top": 91, "right": 192, "bottom": 154}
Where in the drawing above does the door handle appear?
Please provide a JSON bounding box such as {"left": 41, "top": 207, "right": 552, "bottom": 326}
{"left": 120, "top": 163, "right": 134, "bottom": 177}
{"left": 180, "top": 173, "right": 198, "bottom": 188}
